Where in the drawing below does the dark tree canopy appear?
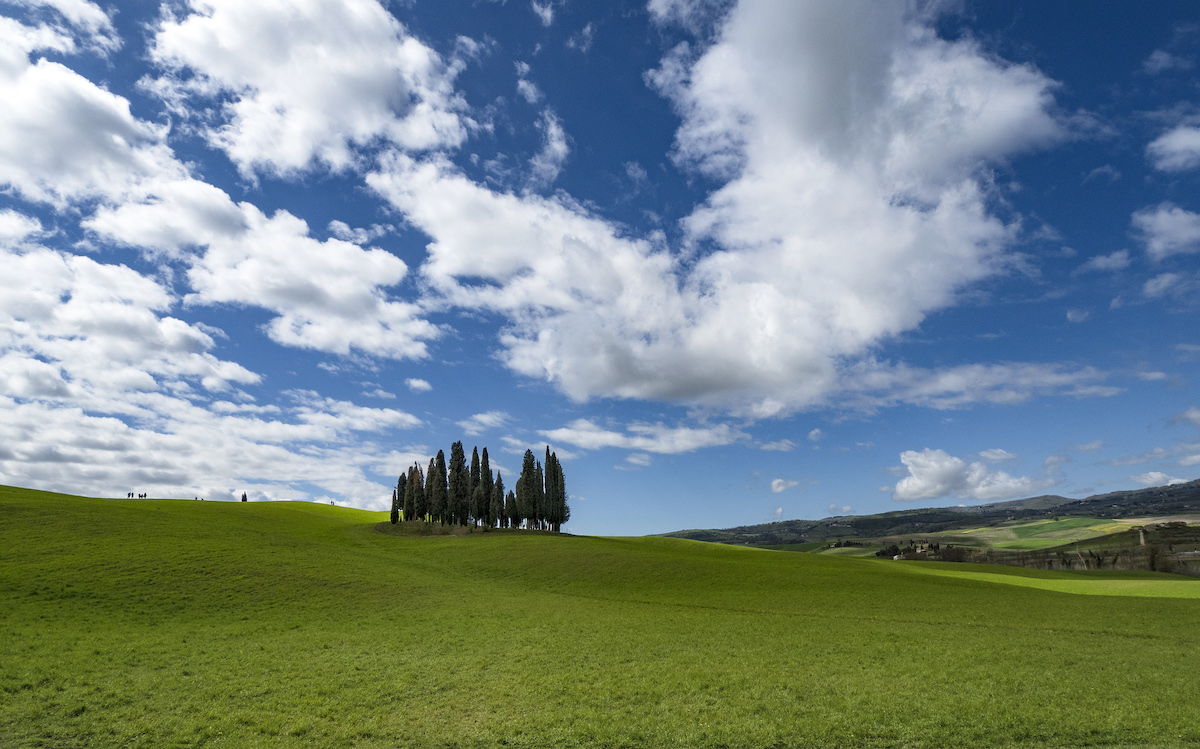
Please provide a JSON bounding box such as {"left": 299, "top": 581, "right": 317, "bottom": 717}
{"left": 449, "top": 441, "right": 469, "bottom": 526}
{"left": 390, "top": 444, "right": 567, "bottom": 533}
{"left": 479, "top": 448, "right": 494, "bottom": 528}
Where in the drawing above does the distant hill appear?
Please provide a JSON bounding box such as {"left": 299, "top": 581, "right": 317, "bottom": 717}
{"left": 662, "top": 479, "right": 1200, "bottom": 546}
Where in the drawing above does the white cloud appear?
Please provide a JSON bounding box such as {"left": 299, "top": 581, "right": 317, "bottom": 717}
{"left": 1143, "top": 49, "right": 1193, "bottom": 74}
{"left": 770, "top": 478, "right": 798, "bottom": 493}
{"left": 365, "top": 1, "right": 1100, "bottom": 419}
{"left": 893, "top": 448, "right": 1052, "bottom": 501}
{"left": 531, "top": 1, "right": 555, "bottom": 26}
{"left": 1175, "top": 407, "right": 1200, "bottom": 428}
{"left": 1132, "top": 471, "right": 1186, "bottom": 487}
{"left": 0, "top": 209, "right": 43, "bottom": 243}
{"left": 760, "top": 438, "right": 794, "bottom": 452}
{"left": 1066, "top": 309, "right": 1089, "bottom": 323}
{"left": 1147, "top": 126, "right": 1200, "bottom": 172}
{"left": 1132, "top": 203, "right": 1200, "bottom": 260}
{"left": 0, "top": 26, "right": 175, "bottom": 207}
{"left": 827, "top": 503, "right": 852, "bottom": 514}
{"left": 567, "top": 22, "right": 594, "bottom": 52}
{"left": 147, "top": 0, "right": 472, "bottom": 177}
{"left": 626, "top": 452, "right": 652, "bottom": 467}
{"left": 1143, "top": 272, "right": 1183, "bottom": 298}
{"left": 457, "top": 410, "right": 509, "bottom": 436}
{"left": 979, "top": 448, "right": 1016, "bottom": 462}
{"left": 1082, "top": 164, "right": 1120, "bottom": 183}
{"left": 838, "top": 360, "right": 1118, "bottom": 412}
{"left": 1073, "top": 440, "right": 1104, "bottom": 453}
{"left": 6, "top": 0, "right": 119, "bottom": 52}
{"left": 0, "top": 241, "right": 425, "bottom": 508}
{"left": 528, "top": 109, "right": 569, "bottom": 188}
{"left": 540, "top": 418, "right": 745, "bottom": 454}
{"left": 182, "top": 207, "right": 438, "bottom": 360}
{"left": 405, "top": 377, "right": 432, "bottom": 393}
{"left": 807, "top": 428, "right": 823, "bottom": 441}
{"left": 1074, "top": 249, "right": 1129, "bottom": 274}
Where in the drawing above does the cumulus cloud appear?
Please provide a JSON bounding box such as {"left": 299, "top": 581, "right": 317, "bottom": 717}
{"left": 770, "top": 478, "right": 798, "bottom": 493}
{"left": 0, "top": 209, "right": 42, "bottom": 243}
{"left": 528, "top": 109, "right": 569, "bottom": 188}
{"left": 515, "top": 61, "right": 543, "bottom": 103}
{"left": 893, "top": 448, "right": 1052, "bottom": 501}
{"left": 1143, "top": 272, "right": 1183, "bottom": 298}
{"left": 0, "top": 242, "right": 422, "bottom": 507}
{"left": 1174, "top": 407, "right": 1200, "bottom": 428}
{"left": 1074, "top": 249, "right": 1130, "bottom": 274}
{"left": 531, "top": 0, "right": 555, "bottom": 26}
{"left": 1147, "top": 126, "right": 1200, "bottom": 172}
{"left": 1132, "top": 471, "right": 1186, "bottom": 487}
{"left": 1132, "top": 203, "right": 1200, "bottom": 260}
{"left": 1143, "top": 49, "right": 1193, "bottom": 75}
{"left": 457, "top": 410, "right": 509, "bottom": 436}
{"left": 807, "top": 428, "right": 823, "bottom": 442}
{"left": 183, "top": 207, "right": 438, "bottom": 360}
{"left": 366, "top": 1, "right": 1080, "bottom": 417}
{"left": 0, "top": 24, "right": 175, "bottom": 207}
{"left": 540, "top": 418, "right": 745, "bottom": 454}
{"left": 147, "top": 0, "right": 472, "bottom": 177}
{"left": 405, "top": 377, "right": 432, "bottom": 393}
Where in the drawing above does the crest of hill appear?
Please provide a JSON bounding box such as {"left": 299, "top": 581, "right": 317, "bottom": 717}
{"left": 663, "top": 479, "right": 1200, "bottom": 546}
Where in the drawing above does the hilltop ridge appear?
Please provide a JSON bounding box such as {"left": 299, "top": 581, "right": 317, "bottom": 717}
{"left": 662, "top": 479, "right": 1200, "bottom": 546}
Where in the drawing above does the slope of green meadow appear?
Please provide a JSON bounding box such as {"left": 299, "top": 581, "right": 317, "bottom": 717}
{"left": 2, "top": 485, "right": 1199, "bottom": 748}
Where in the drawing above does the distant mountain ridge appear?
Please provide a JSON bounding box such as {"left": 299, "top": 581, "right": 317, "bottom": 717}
{"left": 662, "top": 479, "right": 1200, "bottom": 547}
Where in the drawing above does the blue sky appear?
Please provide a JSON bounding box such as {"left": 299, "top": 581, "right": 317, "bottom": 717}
{"left": 2, "top": 0, "right": 1199, "bottom": 535}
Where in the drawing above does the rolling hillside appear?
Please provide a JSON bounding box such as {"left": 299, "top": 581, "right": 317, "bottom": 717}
{"left": 663, "top": 479, "right": 1200, "bottom": 547}
{"left": 2, "top": 484, "right": 1199, "bottom": 748}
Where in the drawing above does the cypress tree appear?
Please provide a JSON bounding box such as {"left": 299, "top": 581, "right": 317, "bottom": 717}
{"left": 479, "top": 448, "right": 494, "bottom": 527}
{"left": 492, "top": 472, "right": 505, "bottom": 528}
{"left": 448, "top": 441, "right": 469, "bottom": 526}
{"left": 400, "top": 472, "right": 410, "bottom": 520}
{"left": 470, "top": 446, "right": 481, "bottom": 493}
{"left": 403, "top": 465, "right": 416, "bottom": 521}
{"left": 427, "top": 455, "right": 443, "bottom": 524}
{"left": 505, "top": 489, "right": 518, "bottom": 529}
{"left": 534, "top": 459, "right": 545, "bottom": 530}
{"left": 516, "top": 449, "right": 537, "bottom": 529}
{"left": 411, "top": 464, "right": 426, "bottom": 522}
{"left": 390, "top": 488, "right": 399, "bottom": 524}
{"left": 557, "top": 453, "right": 569, "bottom": 529}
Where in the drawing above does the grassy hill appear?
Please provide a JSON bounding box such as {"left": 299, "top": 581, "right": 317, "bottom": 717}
{"left": 3, "top": 485, "right": 1200, "bottom": 747}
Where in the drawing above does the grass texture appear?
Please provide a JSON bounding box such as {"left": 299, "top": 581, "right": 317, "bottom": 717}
{"left": 2, "top": 485, "right": 1199, "bottom": 748}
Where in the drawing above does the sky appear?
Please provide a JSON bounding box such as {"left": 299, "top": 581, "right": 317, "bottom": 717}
{"left": 2, "top": 0, "right": 1200, "bottom": 536}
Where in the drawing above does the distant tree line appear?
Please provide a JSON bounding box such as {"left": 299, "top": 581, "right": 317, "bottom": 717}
{"left": 390, "top": 443, "right": 569, "bottom": 532}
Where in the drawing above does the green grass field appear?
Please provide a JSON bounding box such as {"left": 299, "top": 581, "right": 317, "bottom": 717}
{"left": 3, "top": 485, "right": 1200, "bottom": 748}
